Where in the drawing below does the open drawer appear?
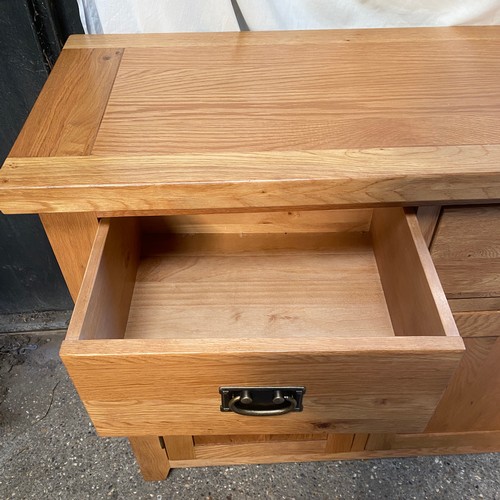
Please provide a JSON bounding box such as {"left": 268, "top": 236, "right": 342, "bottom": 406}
{"left": 61, "top": 208, "right": 464, "bottom": 437}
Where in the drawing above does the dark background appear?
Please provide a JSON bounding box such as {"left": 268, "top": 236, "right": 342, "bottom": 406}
{"left": 0, "top": 0, "right": 83, "bottom": 331}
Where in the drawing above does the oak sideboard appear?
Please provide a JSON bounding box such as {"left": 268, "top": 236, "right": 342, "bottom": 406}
{"left": 0, "top": 27, "right": 499, "bottom": 480}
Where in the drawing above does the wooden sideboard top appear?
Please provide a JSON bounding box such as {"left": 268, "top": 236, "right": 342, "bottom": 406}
{"left": 1, "top": 27, "right": 500, "bottom": 215}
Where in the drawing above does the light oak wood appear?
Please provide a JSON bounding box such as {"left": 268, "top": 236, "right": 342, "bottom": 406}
{"left": 65, "top": 218, "right": 140, "bottom": 341}
{"left": 61, "top": 337, "right": 462, "bottom": 437}
{"left": 162, "top": 436, "right": 195, "bottom": 460}
{"left": 125, "top": 234, "right": 393, "bottom": 341}
{"left": 453, "top": 310, "right": 500, "bottom": 337}
{"left": 432, "top": 206, "right": 500, "bottom": 298}
{"left": 426, "top": 336, "right": 500, "bottom": 432}
{"left": 141, "top": 231, "right": 371, "bottom": 257}
{"left": 92, "top": 33, "right": 500, "bottom": 155}
{"left": 390, "top": 430, "right": 500, "bottom": 452}
{"left": 449, "top": 297, "right": 500, "bottom": 312}
{"left": 2, "top": 146, "right": 500, "bottom": 214}
{"left": 5, "top": 48, "right": 120, "bottom": 296}
{"left": 371, "top": 208, "right": 459, "bottom": 338}
{"left": 365, "top": 433, "right": 396, "bottom": 451}
{"left": 140, "top": 209, "right": 372, "bottom": 235}
{"left": 168, "top": 431, "right": 500, "bottom": 468}
{"left": 125, "top": 209, "right": 457, "bottom": 341}
{"left": 350, "top": 433, "right": 370, "bottom": 452}
{"left": 62, "top": 335, "right": 464, "bottom": 356}
{"left": 3, "top": 28, "right": 500, "bottom": 477}
{"left": 64, "top": 27, "right": 500, "bottom": 49}
{"left": 361, "top": 430, "right": 500, "bottom": 453}
{"left": 194, "top": 434, "right": 327, "bottom": 445}
{"left": 9, "top": 48, "right": 122, "bottom": 158}
{"left": 40, "top": 213, "right": 98, "bottom": 301}
{"left": 194, "top": 439, "right": 327, "bottom": 461}
{"left": 325, "top": 434, "right": 355, "bottom": 453}
{"left": 60, "top": 209, "right": 464, "bottom": 437}
{"left": 129, "top": 436, "right": 170, "bottom": 481}
{"left": 417, "top": 206, "right": 441, "bottom": 247}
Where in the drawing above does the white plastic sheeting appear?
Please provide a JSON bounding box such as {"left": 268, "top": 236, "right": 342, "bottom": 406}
{"left": 237, "top": 0, "right": 500, "bottom": 30}
{"left": 77, "top": 0, "right": 500, "bottom": 34}
{"left": 77, "top": 0, "right": 238, "bottom": 34}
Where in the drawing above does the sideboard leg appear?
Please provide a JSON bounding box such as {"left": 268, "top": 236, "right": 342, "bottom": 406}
{"left": 129, "top": 436, "right": 171, "bottom": 481}
{"left": 40, "top": 212, "right": 98, "bottom": 301}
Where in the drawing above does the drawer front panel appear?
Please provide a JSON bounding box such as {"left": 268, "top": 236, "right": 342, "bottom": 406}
{"left": 62, "top": 340, "right": 462, "bottom": 437}
{"left": 453, "top": 310, "right": 500, "bottom": 338}
{"left": 449, "top": 298, "right": 500, "bottom": 338}
{"left": 431, "top": 206, "right": 500, "bottom": 298}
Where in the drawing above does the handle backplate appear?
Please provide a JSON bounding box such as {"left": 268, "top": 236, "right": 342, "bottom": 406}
{"left": 219, "top": 386, "right": 305, "bottom": 416}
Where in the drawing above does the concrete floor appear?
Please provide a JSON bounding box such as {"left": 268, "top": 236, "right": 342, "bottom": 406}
{"left": 0, "top": 332, "right": 499, "bottom": 500}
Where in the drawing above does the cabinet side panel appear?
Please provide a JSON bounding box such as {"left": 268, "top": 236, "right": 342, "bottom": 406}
{"left": 40, "top": 213, "right": 98, "bottom": 301}
{"left": 426, "top": 336, "right": 500, "bottom": 432}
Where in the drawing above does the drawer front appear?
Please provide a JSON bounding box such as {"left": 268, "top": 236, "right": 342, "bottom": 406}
{"left": 453, "top": 310, "right": 500, "bottom": 338}
{"left": 62, "top": 340, "right": 461, "bottom": 437}
{"left": 448, "top": 297, "right": 500, "bottom": 338}
{"left": 431, "top": 206, "right": 500, "bottom": 299}
{"left": 61, "top": 209, "right": 463, "bottom": 437}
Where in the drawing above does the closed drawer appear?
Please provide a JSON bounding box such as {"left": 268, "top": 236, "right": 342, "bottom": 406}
{"left": 451, "top": 302, "right": 500, "bottom": 338}
{"left": 61, "top": 208, "right": 463, "bottom": 437}
{"left": 431, "top": 206, "right": 500, "bottom": 299}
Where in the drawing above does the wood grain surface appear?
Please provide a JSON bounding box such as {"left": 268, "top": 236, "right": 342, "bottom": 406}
{"left": 92, "top": 34, "right": 500, "bottom": 154}
{"left": 139, "top": 209, "right": 373, "bottom": 235}
{"left": 40, "top": 213, "right": 99, "bottom": 301}
{"left": 2, "top": 146, "right": 500, "bottom": 214}
{"left": 61, "top": 342, "right": 463, "bottom": 436}
{"left": 325, "top": 434, "right": 355, "bottom": 453}
{"left": 3, "top": 28, "right": 500, "bottom": 213}
{"left": 124, "top": 234, "right": 394, "bottom": 340}
{"left": 128, "top": 436, "right": 170, "bottom": 481}
{"left": 64, "top": 27, "right": 500, "bottom": 49}
{"left": 449, "top": 297, "right": 500, "bottom": 312}
{"left": 5, "top": 28, "right": 499, "bottom": 466}
{"left": 417, "top": 206, "right": 441, "bottom": 247}
{"left": 65, "top": 218, "right": 140, "bottom": 341}
{"left": 432, "top": 206, "right": 500, "bottom": 298}
{"left": 61, "top": 209, "right": 464, "bottom": 437}
{"left": 9, "top": 48, "right": 122, "bottom": 158}
{"left": 427, "top": 336, "right": 500, "bottom": 432}
{"left": 5, "top": 47, "right": 121, "bottom": 294}
{"left": 193, "top": 434, "right": 327, "bottom": 445}
{"left": 162, "top": 436, "right": 195, "bottom": 460}
{"left": 371, "top": 209, "right": 459, "bottom": 338}
{"left": 453, "top": 310, "right": 500, "bottom": 337}
{"left": 168, "top": 430, "right": 500, "bottom": 468}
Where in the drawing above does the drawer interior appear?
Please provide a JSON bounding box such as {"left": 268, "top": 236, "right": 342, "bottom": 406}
{"left": 127, "top": 224, "right": 392, "bottom": 341}
{"left": 69, "top": 207, "right": 457, "bottom": 343}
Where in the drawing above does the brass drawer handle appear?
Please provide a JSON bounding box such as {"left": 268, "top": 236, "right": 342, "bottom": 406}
{"left": 220, "top": 387, "right": 305, "bottom": 415}
{"left": 228, "top": 393, "right": 297, "bottom": 416}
